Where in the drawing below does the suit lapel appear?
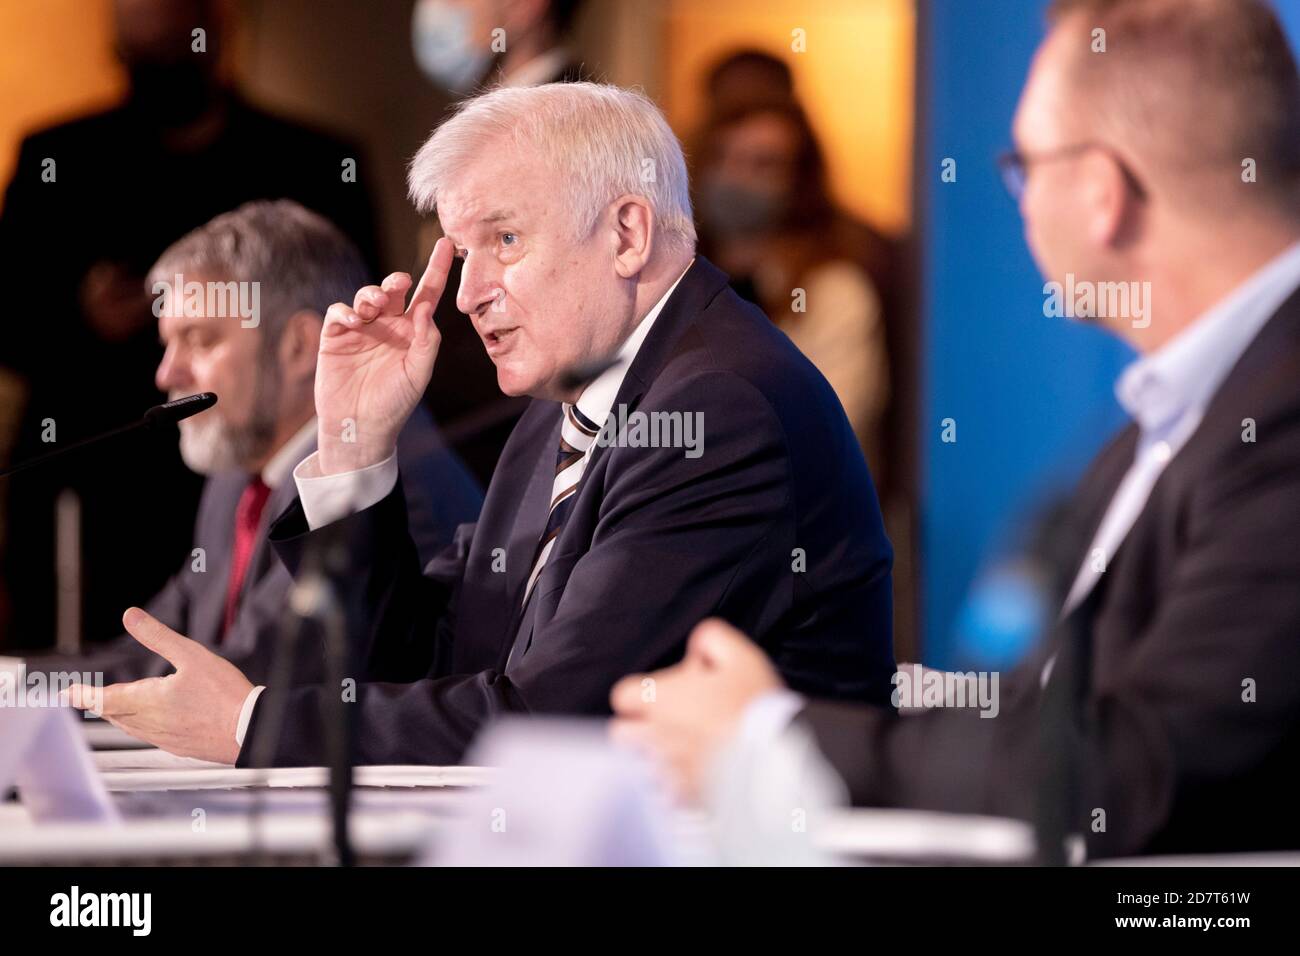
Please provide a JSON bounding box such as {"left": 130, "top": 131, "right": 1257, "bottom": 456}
{"left": 500, "top": 260, "right": 735, "bottom": 657}
{"left": 1106, "top": 283, "right": 1300, "bottom": 561}
{"left": 1180, "top": 282, "right": 1300, "bottom": 451}
{"left": 1075, "top": 427, "right": 1139, "bottom": 550}
{"left": 1066, "top": 284, "right": 1300, "bottom": 625}
{"left": 579, "top": 257, "right": 732, "bottom": 481}
{"left": 187, "top": 474, "right": 244, "bottom": 648}
{"left": 240, "top": 478, "right": 299, "bottom": 591}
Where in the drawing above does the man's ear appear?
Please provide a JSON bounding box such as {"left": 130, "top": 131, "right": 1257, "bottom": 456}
{"left": 279, "top": 309, "right": 323, "bottom": 383}
{"left": 1085, "top": 152, "right": 1141, "bottom": 249}
{"left": 610, "top": 194, "right": 655, "bottom": 279}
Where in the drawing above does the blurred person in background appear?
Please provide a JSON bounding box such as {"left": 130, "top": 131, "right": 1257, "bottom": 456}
{"left": 696, "top": 97, "right": 891, "bottom": 468}
{"left": 412, "top": 0, "right": 588, "bottom": 94}
{"left": 0, "top": 0, "right": 379, "bottom": 651}
{"left": 701, "top": 48, "right": 796, "bottom": 118}
{"left": 413, "top": 0, "right": 590, "bottom": 486}
{"left": 697, "top": 49, "right": 902, "bottom": 317}
{"left": 26, "top": 201, "right": 479, "bottom": 686}
{"left": 617, "top": 0, "right": 1300, "bottom": 859}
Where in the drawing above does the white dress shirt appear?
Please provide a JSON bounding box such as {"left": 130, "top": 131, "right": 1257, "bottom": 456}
{"left": 261, "top": 418, "right": 318, "bottom": 489}
{"left": 235, "top": 262, "right": 695, "bottom": 751}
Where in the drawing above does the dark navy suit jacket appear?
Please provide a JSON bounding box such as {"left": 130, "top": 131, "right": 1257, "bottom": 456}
{"left": 245, "top": 257, "right": 895, "bottom": 766}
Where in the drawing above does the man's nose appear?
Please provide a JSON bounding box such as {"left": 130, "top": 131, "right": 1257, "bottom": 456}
{"left": 455, "top": 256, "right": 504, "bottom": 317}
{"left": 155, "top": 345, "right": 190, "bottom": 393}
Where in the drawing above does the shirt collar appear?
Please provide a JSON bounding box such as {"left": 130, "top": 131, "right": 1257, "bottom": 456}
{"left": 261, "top": 417, "right": 317, "bottom": 488}
{"left": 1116, "top": 241, "right": 1300, "bottom": 433}
{"left": 571, "top": 260, "right": 695, "bottom": 429}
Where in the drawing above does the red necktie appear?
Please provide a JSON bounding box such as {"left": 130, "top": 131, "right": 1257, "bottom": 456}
{"left": 222, "top": 476, "right": 272, "bottom": 639}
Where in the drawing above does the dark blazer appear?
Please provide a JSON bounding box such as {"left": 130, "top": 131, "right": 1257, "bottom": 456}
{"left": 801, "top": 286, "right": 1300, "bottom": 858}
{"left": 243, "top": 257, "right": 895, "bottom": 766}
{"left": 37, "top": 405, "right": 481, "bottom": 686}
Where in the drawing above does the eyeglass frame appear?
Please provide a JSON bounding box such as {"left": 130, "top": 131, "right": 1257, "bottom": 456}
{"left": 996, "top": 142, "right": 1147, "bottom": 202}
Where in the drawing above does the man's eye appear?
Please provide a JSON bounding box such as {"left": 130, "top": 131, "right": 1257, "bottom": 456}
{"left": 501, "top": 233, "right": 518, "bottom": 247}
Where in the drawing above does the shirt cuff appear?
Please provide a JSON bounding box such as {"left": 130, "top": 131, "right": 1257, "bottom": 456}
{"left": 294, "top": 450, "right": 399, "bottom": 530}
{"left": 705, "top": 688, "right": 847, "bottom": 863}
{"left": 235, "top": 685, "right": 266, "bottom": 748}
{"left": 736, "top": 689, "right": 806, "bottom": 748}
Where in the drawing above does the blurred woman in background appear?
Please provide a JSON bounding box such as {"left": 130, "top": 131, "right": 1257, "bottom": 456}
{"left": 696, "top": 98, "right": 892, "bottom": 472}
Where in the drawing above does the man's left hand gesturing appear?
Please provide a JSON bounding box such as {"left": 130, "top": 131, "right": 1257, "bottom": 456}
{"left": 67, "top": 607, "right": 254, "bottom": 765}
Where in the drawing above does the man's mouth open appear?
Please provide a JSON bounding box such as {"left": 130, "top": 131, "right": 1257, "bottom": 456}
{"left": 484, "top": 327, "right": 519, "bottom": 355}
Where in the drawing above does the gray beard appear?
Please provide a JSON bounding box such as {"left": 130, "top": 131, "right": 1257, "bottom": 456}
{"left": 174, "top": 370, "right": 281, "bottom": 475}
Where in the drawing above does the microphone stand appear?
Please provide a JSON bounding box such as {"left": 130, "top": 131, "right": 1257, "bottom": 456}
{"left": 249, "top": 531, "right": 355, "bottom": 867}
{"left": 294, "top": 565, "right": 354, "bottom": 868}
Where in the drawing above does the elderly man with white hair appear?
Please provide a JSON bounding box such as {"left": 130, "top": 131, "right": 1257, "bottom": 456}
{"left": 71, "top": 83, "right": 895, "bottom": 767}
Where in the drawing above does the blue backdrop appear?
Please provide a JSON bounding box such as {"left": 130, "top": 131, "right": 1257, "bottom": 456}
{"left": 916, "top": 0, "right": 1300, "bottom": 667}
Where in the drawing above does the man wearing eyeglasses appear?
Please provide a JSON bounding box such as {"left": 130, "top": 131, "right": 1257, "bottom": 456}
{"left": 614, "top": 0, "right": 1300, "bottom": 858}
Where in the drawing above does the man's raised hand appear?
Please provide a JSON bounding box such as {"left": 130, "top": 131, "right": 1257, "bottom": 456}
{"left": 315, "top": 238, "right": 455, "bottom": 475}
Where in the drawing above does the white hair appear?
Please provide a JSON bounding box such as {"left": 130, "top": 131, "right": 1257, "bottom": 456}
{"left": 408, "top": 82, "right": 697, "bottom": 255}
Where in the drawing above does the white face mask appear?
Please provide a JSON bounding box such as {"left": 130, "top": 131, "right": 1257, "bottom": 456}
{"left": 412, "top": 0, "right": 493, "bottom": 94}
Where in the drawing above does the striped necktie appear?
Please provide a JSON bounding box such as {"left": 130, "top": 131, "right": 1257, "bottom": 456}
{"left": 522, "top": 402, "right": 600, "bottom": 606}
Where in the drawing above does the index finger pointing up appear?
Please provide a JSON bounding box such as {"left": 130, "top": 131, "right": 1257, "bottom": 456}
{"left": 408, "top": 237, "right": 456, "bottom": 314}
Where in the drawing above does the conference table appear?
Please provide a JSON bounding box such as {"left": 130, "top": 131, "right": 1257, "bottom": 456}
{"left": 0, "top": 722, "right": 1032, "bottom": 866}
{"left": 3, "top": 724, "right": 1294, "bottom": 867}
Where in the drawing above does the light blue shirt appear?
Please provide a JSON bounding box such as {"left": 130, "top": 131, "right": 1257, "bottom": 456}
{"left": 1063, "top": 239, "right": 1300, "bottom": 613}
{"left": 745, "top": 241, "right": 1300, "bottom": 765}
{"left": 752, "top": 241, "right": 1300, "bottom": 767}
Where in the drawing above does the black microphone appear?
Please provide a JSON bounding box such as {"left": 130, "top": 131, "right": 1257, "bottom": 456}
{"left": 0, "top": 393, "right": 218, "bottom": 480}
{"left": 142, "top": 392, "right": 218, "bottom": 427}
